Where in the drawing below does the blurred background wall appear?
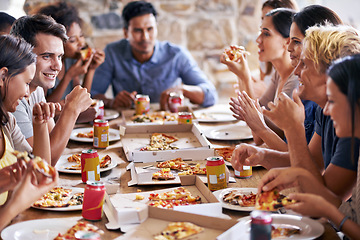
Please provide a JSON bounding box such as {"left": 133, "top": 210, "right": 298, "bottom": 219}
{"left": 1, "top": 0, "right": 359, "bottom": 89}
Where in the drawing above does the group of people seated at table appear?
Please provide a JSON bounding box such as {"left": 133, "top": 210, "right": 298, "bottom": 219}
{"left": 0, "top": 0, "right": 359, "bottom": 238}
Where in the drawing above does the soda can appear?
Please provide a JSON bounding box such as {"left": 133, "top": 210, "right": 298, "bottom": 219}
{"left": 168, "top": 92, "right": 184, "bottom": 113}
{"left": 82, "top": 181, "right": 106, "bottom": 221}
{"left": 75, "top": 231, "right": 101, "bottom": 240}
{"left": 234, "top": 165, "right": 252, "bottom": 179}
{"left": 250, "top": 210, "right": 272, "bottom": 240}
{"left": 81, "top": 149, "right": 100, "bottom": 183}
{"left": 95, "top": 100, "right": 105, "bottom": 120}
{"left": 177, "top": 112, "right": 193, "bottom": 124}
{"left": 93, "top": 119, "right": 109, "bottom": 149}
{"left": 206, "top": 156, "right": 227, "bottom": 191}
{"left": 135, "top": 94, "right": 150, "bottom": 115}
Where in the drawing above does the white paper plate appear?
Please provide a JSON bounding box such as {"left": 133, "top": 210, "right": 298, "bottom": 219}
{"left": 1, "top": 217, "right": 82, "bottom": 240}
{"left": 194, "top": 110, "right": 237, "bottom": 123}
{"left": 55, "top": 154, "right": 117, "bottom": 174}
{"left": 103, "top": 109, "right": 120, "bottom": 120}
{"left": 213, "top": 187, "right": 257, "bottom": 211}
{"left": 204, "top": 122, "right": 253, "bottom": 140}
{"left": 236, "top": 214, "right": 325, "bottom": 240}
{"left": 31, "top": 187, "right": 84, "bottom": 211}
{"left": 69, "top": 127, "right": 120, "bottom": 142}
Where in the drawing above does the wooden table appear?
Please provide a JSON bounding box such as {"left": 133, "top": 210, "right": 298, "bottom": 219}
{"left": 3, "top": 115, "right": 340, "bottom": 240}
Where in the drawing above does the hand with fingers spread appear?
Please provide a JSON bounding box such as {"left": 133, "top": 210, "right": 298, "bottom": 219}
{"left": 229, "top": 96, "right": 245, "bottom": 121}
{"left": 32, "top": 102, "right": 61, "bottom": 125}
{"left": 263, "top": 89, "right": 305, "bottom": 132}
{"left": 236, "top": 91, "right": 268, "bottom": 134}
{"left": 112, "top": 90, "right": 137, "bottom": 109}
{"left": 231, "top": 143, "right": 265, "bottom": 171}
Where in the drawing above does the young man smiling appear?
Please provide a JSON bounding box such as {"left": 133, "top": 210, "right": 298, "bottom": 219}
{"left": 10, "top": 14, "right": 92, "bottom": 166}
{"left": 91, "top": 1, "right": 217, "bottom": 110}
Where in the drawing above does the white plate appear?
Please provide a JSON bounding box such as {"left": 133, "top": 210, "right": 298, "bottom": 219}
{"left": 69, "top": 127, "right": 120, "bottom": 143}
{"left": 103, "top": 109, "right": 120, "bottom": 120}
{"left": 236, "top": 214, "right": 325, "bottom": 240}
{"left": 213, "top": 187, "right": 257, "bottom": 211}
{"left": 204, "top": 122, "right": 253, "bottom": 140}
{"left": 194, "top": 110, "right": 236, "bottom": 123}
{"left": 31, "top": 187, "right": 84, "bottom": 211}
{"left": 55, "top": 154, "right": 117, "bottom": 174}
{"left": 1, "top": 217, "right": 82, "bottom": 240}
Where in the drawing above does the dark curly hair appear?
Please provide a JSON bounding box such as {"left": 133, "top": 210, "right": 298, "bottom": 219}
{"left": 36, "top": 1, "right": 83, "bottom": 32}
{"left": 122, "top": 1, "right": 157, "bottom": 29}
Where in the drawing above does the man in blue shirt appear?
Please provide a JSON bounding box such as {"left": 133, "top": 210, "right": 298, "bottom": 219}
{"left": 91, "top": 1, "right": 217, "bottom": 110}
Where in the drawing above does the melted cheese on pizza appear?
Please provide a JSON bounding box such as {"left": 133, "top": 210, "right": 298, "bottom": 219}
{"left": 154, "top": 222, "right": 204, "bottom": 240}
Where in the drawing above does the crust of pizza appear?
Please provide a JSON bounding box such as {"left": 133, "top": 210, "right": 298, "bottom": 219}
{"left": 224, "top": 45, "right": 250, "bottom": 62}
{"left": 272, "top": 225, "right": 301, "bottom": 238}
{"left": 53, "top": 221, "right": 103, "bottom": 240}
{"left": 215, "top": 147, "right": 235, "bottom": 162}
{"left": 154, "top": 222, "right": 204, "bottom": 240}
{"left": 255, "top": 189, "right": 296, "bottom": 211}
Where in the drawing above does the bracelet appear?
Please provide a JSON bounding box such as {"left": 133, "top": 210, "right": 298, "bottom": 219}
{"left": 338, "top": 216, "right": 349, "bottom": 231}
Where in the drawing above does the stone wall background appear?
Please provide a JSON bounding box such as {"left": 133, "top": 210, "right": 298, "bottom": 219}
{"left": 23, "top": 0, "right": 264, "bottom": 87}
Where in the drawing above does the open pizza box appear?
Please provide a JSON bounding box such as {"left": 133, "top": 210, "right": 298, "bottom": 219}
{"left": 104, "top": 175, "right": 223, "bottom": 230}
{"left": 112, "top": 206, "right": 239, "bottom": 239}
{"left": 121, "top": 123, "right": 214, "bottom": 163}
{"left": 126, "top": 160, "right": 236, "bottom": 186}
{"left": 121, "top": 106, "right": 196, "bottom": 126}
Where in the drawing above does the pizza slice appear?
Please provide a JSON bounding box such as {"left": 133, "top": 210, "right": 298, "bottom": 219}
{"left": 255, "top": 189, "right": 296, "bottom": 211}
{"left": 141, "top": 133, "right": 179, "bottom": 151}
{"left": 53, "top": 221, "right": 104, "bottom": 240}
{"left": 76, "top": 130, "right": 93, "bottom": 138}
{"left": 80, "top": 46, "right": 92, "bottom": 61}
{"left": 33, "top": 187, "right": 73, "bottom": 208}
{"left": 67, "top": 154, "right": 81, "bottom": 163}
{"left": 152, "top": 168, "right": 176, "bottom": 180}
{"left": 100, "top": 154, "right": 111, "bottom": 168}
{"left": 154, "top": 222, "right": 204, "bottom": 240}
{"left": 215, "top": 147, "right": 235, "bottom": 162}
{"left": 223, "top": 45, "right": 250, "bottom": 62}
{"left": 272, "top": 225, "right": 301, "bottom": 238}
{"left": 223, "top": 189, "right": 256, "bottom": 207}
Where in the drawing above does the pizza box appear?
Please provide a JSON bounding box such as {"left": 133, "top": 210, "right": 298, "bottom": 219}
{"left": 112, "top": 206, "right": 239, "bottom": 239}
{"left": 121, "top": 123, "right": 214, "bottom": 162}
{"left": 104, "top": 175, "right": 220, "bottom": 227}
{"left": 122, "top": 106, "right": 195, "bottom": 126}
{"left": 126, "top": 161, "right": 236, "bottom": 186}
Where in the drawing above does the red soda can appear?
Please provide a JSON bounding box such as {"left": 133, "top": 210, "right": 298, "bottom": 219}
{"left": 93, "top": 119, "right": 109, "bottom": 149}
{"left": 135, "top": 94, "right": 150, "bottom": 115}
{"left": 168, "top": 92, "right": 184, "bottom": 113}
{"left": 81, "top": 149, "right": 100, "bottom": 183}
{"left": 82, "top": 181, "right": 106, "bottom": 221}
{"left": 250, "top": 210, "right": 272, "bottom": 240}
{"left": 206, "top": 156, "right": 227, "bottom": 191}
{"left": 95, "top": 100, "right": 104, "bottom": 120}
{"left": 75, "top": 231, "right": 102, "bottom": 240}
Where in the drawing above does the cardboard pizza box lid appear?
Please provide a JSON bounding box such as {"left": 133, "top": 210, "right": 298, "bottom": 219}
{"left": 104, "top": 176, "right": 220, "bottom": 228}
